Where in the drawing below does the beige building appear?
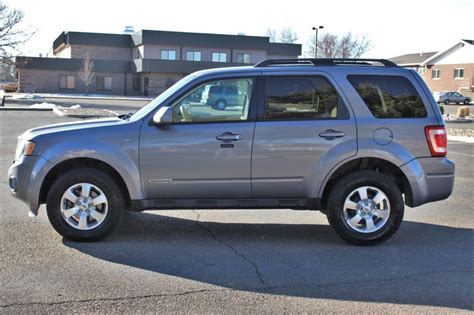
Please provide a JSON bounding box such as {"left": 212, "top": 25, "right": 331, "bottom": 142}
{"left": 390, "top": 39, "right": 474, "bottom": 95}
{"left": 17, "top": 30, "right": 301, "bottom": 96}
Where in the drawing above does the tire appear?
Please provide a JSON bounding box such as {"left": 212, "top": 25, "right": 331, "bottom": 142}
{"left": 326, "top": 170, "right": 404, "bottom": 246}
{"left": 46, "top": 167, "right": 125, "bottom": 242}
{"left": 464, "top": 99, "right": 470, "bottom": 105}
{"left": 444, "top": 99, "right": 450, "bottom": 105}
{"left": 216, "top": 99, "right": 227, "bottom": 110}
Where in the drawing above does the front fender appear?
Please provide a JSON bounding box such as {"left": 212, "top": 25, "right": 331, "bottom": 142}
{"left": 39, "top": 137, "right": 143, "bottom": 200}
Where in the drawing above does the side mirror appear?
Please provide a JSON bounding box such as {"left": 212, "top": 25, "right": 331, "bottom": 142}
{"left": 153, "top": 107, "right": 173, "bottom": 126}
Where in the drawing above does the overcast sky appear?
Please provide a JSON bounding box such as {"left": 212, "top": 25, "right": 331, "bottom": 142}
{"left": 6, "top": 0, "right": 474, "bottom": 58}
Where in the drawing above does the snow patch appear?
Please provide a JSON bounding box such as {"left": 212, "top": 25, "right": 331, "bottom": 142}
{"left": 29, "top": 103, "right": 82, "bottom": 109}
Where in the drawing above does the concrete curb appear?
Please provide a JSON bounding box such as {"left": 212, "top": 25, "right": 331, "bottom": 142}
{"left": 448, "top": 136, "right": 474, "bottom": 143}
{"left": 0, "top": 107, "right": 52, "bottom": 111}
{"left": 9, "top": 94, "right": 152, "bottom": 102}
{"left": 53, "top": 107, "right": 118, "bottom": 118}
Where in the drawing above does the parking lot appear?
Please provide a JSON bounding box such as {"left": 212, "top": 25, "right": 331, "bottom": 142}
{"left": 0, "top": 110, "right": 472, "bottom": 313}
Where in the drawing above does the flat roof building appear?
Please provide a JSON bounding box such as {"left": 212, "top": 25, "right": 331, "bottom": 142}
{"left": 17, "top": 30, "right": 302, "bottom": 96}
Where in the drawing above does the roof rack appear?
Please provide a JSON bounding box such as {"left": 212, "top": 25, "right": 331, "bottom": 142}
{"left": 254, "top": 58, "right": 398, "bottom": 68}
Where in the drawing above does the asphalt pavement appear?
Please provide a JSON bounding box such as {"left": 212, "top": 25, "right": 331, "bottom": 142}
{"left": 0, "top": 111, "right": 472, "bottom": 313}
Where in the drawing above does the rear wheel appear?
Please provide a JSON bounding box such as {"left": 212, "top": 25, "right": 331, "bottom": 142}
{"left": 46, "top": 168, "right": 125, "bottom": 241}
{"left": 326, "top": 170, "right": 404, "bottom": 245}
{"left": 216, "top": 99, "right": 227, "bottom": 110}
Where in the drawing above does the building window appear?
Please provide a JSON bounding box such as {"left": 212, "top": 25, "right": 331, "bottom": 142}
{"left": 454, "top": 68, "right": 464, "bottom": 79}
{"left": 417, "top": 66, "right": 425, "bottom": 75}
{"left": 236, "top": 53, "right": 251, "bottom": 63}
{"left": 161, "top": 50, "right": 176, "bottom": 60}
{"left": 432, "top": 69, "right": 441, "bottom": 79}
{"left": 97, "top": 76, "right": 112, "bottom": 91}
{"left": 132, "top": 77, "right": 141, "bottom": 92}
{"left": 212, "top": 52, "right": 227, "bottom": 62}
{"left": 59, "top": 75, "right": 75, "bottom": 89}
{"left": 186, "top": 51, "right": 201, "bottom": 61}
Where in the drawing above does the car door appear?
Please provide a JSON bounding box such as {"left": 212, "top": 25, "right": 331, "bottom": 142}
{"left": 251, "top": 73, "right": 357, "bottom": 199}
{"left": 453, "top": 92, "right": 462, "bottom": 103}
{"left": 139, "top": 76, "right": 257, "bottom": 199}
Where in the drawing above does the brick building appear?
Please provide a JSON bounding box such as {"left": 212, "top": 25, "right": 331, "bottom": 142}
{"left": 390, "top": 39, "right": 474, "bottom": 94}
{"left": 17, "top": 30, "right": 301, "bottom": 96}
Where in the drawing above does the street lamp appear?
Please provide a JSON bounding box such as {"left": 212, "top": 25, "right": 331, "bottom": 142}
{"left": 312, "top": 26, "right": 324, "bottom": 58}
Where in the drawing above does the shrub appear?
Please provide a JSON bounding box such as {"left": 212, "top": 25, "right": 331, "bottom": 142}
{"left": 457, "top": 106, "right": 470, "bottom": 118}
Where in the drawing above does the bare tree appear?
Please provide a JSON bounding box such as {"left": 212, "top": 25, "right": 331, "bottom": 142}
{"left": 306, "top": 32, "right": 372, "bottom": 58}
{"left": 0, "top": 3, "right": 33, "bottom": 57}
{"left": 265, "top": 28, "right": 278, "bottom": 42}
{"left": 77, "top": 53, "right": 94, "bottom": 94}
{"left": 279, "top": 27, "right": 298, "bottom": 44}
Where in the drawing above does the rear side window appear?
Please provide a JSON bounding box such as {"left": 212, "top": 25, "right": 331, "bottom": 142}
{"left": 348, "top": 75, "right": 427, "bottom": 118}
{"left": 265, "top": 76, "right": 347, "bottom": 120}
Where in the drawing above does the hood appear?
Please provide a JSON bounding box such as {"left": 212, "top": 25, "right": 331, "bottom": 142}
{"left": 21, "top": 117, "right": 125, "bottom": 140}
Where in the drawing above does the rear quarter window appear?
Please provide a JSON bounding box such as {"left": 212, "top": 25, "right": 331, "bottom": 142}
{"left": 348, "top": 75, "right": 427, "bottom": 118}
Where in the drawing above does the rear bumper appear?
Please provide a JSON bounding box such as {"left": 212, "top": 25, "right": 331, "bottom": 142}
{"left": 7, "top": 155, "right": 53, "bottom": 212}
{"left": 401, "top": 157, "right": 455, "bottom": 207}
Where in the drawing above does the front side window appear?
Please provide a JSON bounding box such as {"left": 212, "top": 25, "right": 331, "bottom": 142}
{"left": 236, "top": 53, "right": 251, "bottom": 63}
{"left": 454, "top": 68, "right": 464, "bottom": 79}
{"left": 432, "top": 69, "right": 441, "bottom": 79}
{"left": 59, "top": 75, "right": 75, "bottom": 89}
{"left": 348, "top": 75, "right": 427, "bottom": 118}
{"left": 186, "top": 51, "right": 201, "bottom": 61}
{"left": 161, "top": 50, "right": 176, "bottom": 60}
{"left": 265, "top": 76, "right": 342, "bottom": 120}
{"left": 212, "top": 52, "right": 227, "bottom": 62}
{"left": 96, "top": 76, "right": 112, "bottom": 91}
{"left": 171, "top": 78, "right": 253, "bottom": 123}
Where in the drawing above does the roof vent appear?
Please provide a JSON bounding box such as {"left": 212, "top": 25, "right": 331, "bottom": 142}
{"left": 123, "top": 26, "right": 135, "bottom": 34}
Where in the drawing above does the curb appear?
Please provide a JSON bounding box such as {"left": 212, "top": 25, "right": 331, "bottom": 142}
{"left": 0, "top": 107, "right": 52, "bottom": 111}
{"left": 448, "top": 136, "right": 474, "bottom": 143}
{"left": 53, "top": 107, "right": 118, "bottom": 118}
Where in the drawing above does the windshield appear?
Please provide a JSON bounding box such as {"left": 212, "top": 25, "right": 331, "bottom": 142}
{"left": 130, "top": 73, "right": 197, "bottom": 121}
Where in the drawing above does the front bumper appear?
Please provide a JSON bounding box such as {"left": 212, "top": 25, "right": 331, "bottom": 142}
{"left": 401, "top": 157, "right": 455, "bottom": 207}
{"left": 8, "top": 155, "right": 53, "bottom": 213}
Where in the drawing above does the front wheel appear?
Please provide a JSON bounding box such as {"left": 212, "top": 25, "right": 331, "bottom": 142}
{"left": 444, "top": 99, "right": 450, "bottom": 105}
{"left": 464, "top": 99, "right": 470, "bottom": 105}
{"left": 46, "top": 168, "right": 125, "bottom": 241}
{"left": 326, "top": 170, "right": 404, "bottom": 245}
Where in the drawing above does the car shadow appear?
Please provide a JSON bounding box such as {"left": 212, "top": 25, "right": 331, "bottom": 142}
{"left": 64, "top": 211, "right": 472, "bottom": 310}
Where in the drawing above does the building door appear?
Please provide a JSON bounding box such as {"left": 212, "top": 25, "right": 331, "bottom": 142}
{"left": 144, "top": 77, "right": 149, "bottom": 96}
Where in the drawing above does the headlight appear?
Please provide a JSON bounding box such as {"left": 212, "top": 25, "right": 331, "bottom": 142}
{"left": 15, "top": 139, "right": 36, "bottom": 160}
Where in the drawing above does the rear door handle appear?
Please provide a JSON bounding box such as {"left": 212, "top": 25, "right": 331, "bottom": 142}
{"left": 216, "top": 132, "right": 242, "bottom": 142}
{"left": 319, "top": 129, "right": 345, "bottom": 139}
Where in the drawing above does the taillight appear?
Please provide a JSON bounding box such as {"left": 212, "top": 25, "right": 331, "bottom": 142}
{"left": 424, "top": 126, "right": 447, "bottom": 157}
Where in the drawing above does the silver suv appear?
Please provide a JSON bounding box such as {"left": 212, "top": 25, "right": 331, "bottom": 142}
{"left": 8, "top": 58, "right": 455, "bottom": 245}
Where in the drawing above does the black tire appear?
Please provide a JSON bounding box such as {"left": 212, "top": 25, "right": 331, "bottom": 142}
{"left": 444, "top": 99, "right": 450, "bottom": 105}
{"left": 46, "top": 167, "right": 125, "bottom": 242}
{"left": 216, "top": 99, "right": 227, "bottom": 110}
{"left": 326, "top": 170, "right": 404, "bottom": 246}
{"left": 464, "top": 99, "right": 470, "bottom": 105}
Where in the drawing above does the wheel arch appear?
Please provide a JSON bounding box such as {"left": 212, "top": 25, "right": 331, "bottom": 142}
{"left": 39, "top": 158, "right": 132, "bottom": 208}
{"left": 319, "top": 157, "right": 413, "bottom": 211}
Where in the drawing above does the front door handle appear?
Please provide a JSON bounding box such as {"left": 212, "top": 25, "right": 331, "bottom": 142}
{"left": 216, "top": 132, "right": 242, "bottom": 142}
{"left": 319, "top": 129, "right": 345, "bottom": 139}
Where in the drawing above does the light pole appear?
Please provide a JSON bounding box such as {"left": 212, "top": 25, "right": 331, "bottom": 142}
{"left": 312, "top": 26, "right": 324, "bottom": 58}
